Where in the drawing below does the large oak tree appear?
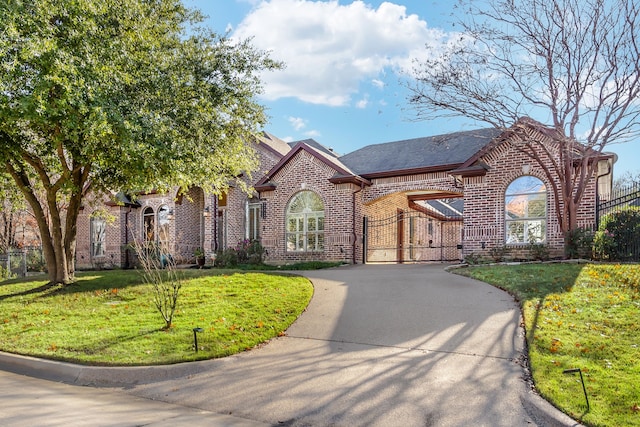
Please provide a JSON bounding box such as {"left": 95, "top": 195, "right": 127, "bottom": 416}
{"left": 407, "top": 0, "right": 640, "bottom": 240}
{"left": 0, "top": 0, "right": 280, "bottom": 284}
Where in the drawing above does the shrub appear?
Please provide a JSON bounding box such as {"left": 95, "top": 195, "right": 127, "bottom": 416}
{"left": 0, "top": 264, "right": 15, "bottom": 281}
{"left": 464, "top": 252, "right": 483, "bottom": 265}
{"left": 564, "top": 227, "right": 594, "bottom": 259}
{"left": 593, "top": 207, "right": 640, "bottom": 261}
{"left": 215, "top": 248, "right": 239, "bottom": 268}
{"left": 216, "top": 239, "right": 265, "bottom": 267}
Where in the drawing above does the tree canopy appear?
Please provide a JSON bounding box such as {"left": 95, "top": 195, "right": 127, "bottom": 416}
{"left": 407, "top": 0, "right": 640, "bottom": 237}
{"left": 0, "top": 0, "right": 281, "bottom": 284}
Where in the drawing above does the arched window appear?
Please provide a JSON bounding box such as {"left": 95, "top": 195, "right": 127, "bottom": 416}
{"left": 157, "top": 205, "right": 170, "bottom": 250}
{"left": 505, "top": 176, "right": 546, "bottom": 244}
{"left": 286, "top": 191, "right": 324, "bottom": 252}
{"left": 143, "top": 207, "right": 155, "bottom": 242}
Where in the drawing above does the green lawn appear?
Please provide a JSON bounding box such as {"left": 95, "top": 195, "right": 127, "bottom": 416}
{"left": 0, "top": 269, "right": 313, "bottom": 365}
{"left": 455, "top": 263, "right": 640, "bottom": 427}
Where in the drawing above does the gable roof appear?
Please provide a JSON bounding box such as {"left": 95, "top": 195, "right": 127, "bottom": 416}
{"left": 255, "top": 141, "right": 370, "bottom": 191}
{"left": 339, "top": 128, "right": 502, "bottom": 177}
{"left": 257, "top": 131, "right": 291, "bottom": 157}
{"left": 288, "top": 138, "right": 339, "bottom": 158}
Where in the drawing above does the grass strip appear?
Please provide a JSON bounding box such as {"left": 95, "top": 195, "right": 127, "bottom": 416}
{"left": 0, "top": 269, "right": 312, "bottom": 365}
{"left": 455, "top": 262, "right": 640, "bottom": 427}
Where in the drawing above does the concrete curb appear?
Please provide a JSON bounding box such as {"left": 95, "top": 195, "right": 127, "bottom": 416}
{"left": 0, "top": 351, "right": 212, "bottom": 387}
{"left": 521, "top": 391, "right": 585, "bottom": 427}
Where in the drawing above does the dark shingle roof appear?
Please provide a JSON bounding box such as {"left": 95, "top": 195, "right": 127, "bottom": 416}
{"left": 288, "top": 139, "right": 339, "bottom": 158}
{"left": 339, "top": 128, "right": 502, "bottom": 176}
{"left": 415, "top": 199, "right": 464, "bottom": 219}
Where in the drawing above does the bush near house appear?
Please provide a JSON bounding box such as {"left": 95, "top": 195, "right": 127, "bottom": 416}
{"left": 593, "top": 207, "right": 640, "bottom": 261}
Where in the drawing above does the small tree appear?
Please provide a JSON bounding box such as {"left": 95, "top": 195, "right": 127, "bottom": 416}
{"left": 407, "top": 0, "right": 640, "bottom": 237}
{"left": 131, "top": 240, "right": 181, "bottom": 330}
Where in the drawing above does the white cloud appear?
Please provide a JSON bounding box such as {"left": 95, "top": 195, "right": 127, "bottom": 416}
{"left": 288, "top": 116, "right": 307, "bottom": 130}
{"left": 304, "top": 129, "right": 321, "bottom": 138}
{"left": 356, "top": 96, "right": 369, "bottom": 109}
{"left": 233, "top": 0, "right": 450, "bottom": 106}
{"left": 372, "top": 79, "right": 385, "bottom": 89}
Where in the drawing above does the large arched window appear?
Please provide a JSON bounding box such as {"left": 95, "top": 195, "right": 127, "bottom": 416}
{"left": 505, "top": 176, "right": 547, "bottom": 244}
{"left": 286, "top": 191, "right": 324, "bottom": 252}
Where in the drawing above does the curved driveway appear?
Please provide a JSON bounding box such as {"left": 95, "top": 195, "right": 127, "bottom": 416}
{"left": 129, "top": 264, "right": 535, "bottom": 426}
{"left": 2, "top": 264, "right": 574, "bottom": 426}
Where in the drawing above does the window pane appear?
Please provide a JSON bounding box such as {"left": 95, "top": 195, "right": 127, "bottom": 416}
{"left": 506, "top": 176, "right": 546, "bottom": 195}
{"left": 505, "top": 196, "right": 526, "bottom": 219}
{"left": 91, "top": 218, "right": 106, "bottom": 257}
{"left": 506, "top": 221, "right": 525, "bottom": 244}
{"left": 317, "top": 216, "right": 324, "bottom": 231}
{"left": 307, "top": 234, "right": 316, "bottom": 250}
{"left": 528, "top": 195, "right": 546, "bottom": 217}
{"left": 317, "top": 233, "right": 324, "bottom": 250}
{"left": 308, "top": 217, "right": 316, "bottom": 231}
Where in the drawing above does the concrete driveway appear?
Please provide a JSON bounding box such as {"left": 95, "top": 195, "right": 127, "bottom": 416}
{"left": 1, "top": 264, "right": 576, "bottom": 426}
{"left": 127, "top": 264, "right": 535, "bottom": 426}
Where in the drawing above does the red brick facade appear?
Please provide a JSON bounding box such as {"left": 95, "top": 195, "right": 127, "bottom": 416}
{"left": 75, "top": 120, "right": 605, "bottom": 268}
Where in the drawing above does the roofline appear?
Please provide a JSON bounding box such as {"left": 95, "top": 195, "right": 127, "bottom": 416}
{"left": 256, "top": 142, "right": 361, "bottom": 186}
{"left": 359, "top": 163, "right": 464, "bottom": 179}
{"left": 408, "top": 200, "right": 462, "bottom": 222}
{"left": 328, "top": 174, "right": 372, "bottom": 186}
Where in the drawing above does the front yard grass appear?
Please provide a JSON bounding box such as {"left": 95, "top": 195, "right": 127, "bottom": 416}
{"left": 455, "top": 263, "right": 640, "bottom": 427}
{"left": 0, "top": 269, "right": 313, "bottom": 365}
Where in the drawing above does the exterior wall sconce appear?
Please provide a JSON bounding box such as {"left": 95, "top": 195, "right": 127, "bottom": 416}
{"left": 203, "top": 206, "right": 210, "bottom": 217}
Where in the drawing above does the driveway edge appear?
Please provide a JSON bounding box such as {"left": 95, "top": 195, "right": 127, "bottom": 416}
{"left": 0, "top": 350, "right": 210, "bottom": 387}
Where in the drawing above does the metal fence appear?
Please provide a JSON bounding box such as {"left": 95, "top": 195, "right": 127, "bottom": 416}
{"left": 0, "top": 246, "right": 45, "bottom": 279}
{"left": 596, "top": 182, "right": 640, "bottom": 262}
{"left": 597, "top": 182, "right": 640, "bottom": 225}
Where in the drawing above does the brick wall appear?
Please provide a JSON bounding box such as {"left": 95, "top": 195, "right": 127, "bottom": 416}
{"left": 462, "top": 131, "right": 598, "bottom": 260}
{"left": 259, "top": 150, "right": 359, "bottom": 264}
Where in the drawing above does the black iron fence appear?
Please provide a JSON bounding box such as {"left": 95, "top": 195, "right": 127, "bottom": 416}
{"left": 0, "top": 246, "right": 45, "bottom": 279}
{"left": 596, "top": 182, "right": 640, "bottom": 262}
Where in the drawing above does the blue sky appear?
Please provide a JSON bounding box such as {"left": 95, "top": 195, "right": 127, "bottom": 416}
{"left": 186, "top": 0, "right": 638, "bottom": 178}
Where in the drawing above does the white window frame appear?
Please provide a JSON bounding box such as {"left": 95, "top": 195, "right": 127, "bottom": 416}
{"left": 286, "top": 191, "right": 324, "bottom": 252}
{"left": 505, "top": 176, "right": 547, "bottom": 244}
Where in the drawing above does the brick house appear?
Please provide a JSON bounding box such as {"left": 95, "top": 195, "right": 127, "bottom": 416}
{"left": 74, "top": 117, "right": 614, "bottom": 268}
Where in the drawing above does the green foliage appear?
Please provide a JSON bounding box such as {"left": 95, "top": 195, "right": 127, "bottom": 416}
{"left": 564, "top": 227, "right": 594, "bottom": 259}
{"left": 0, "top": 264, "right": 16, "bottom": 281}
{"left": 593, "top": 208, "right": 640, "bottom": 261}
{"left": 215, "top": 239, "right": 265, "bottom": 267}
{"left": 215, "top": 248, "right": 240, "bottom": 268}
{"left": 463, "top": 252, "right": 483, "bottom": 265}
{"left": 0, "top": 269, "right": 312, "bottom": 365}
{"left": 457, "top": 263, "right": 640, "bottom": 427}
{"left": 0, "top": 0, "right": 281, "bottom": 283}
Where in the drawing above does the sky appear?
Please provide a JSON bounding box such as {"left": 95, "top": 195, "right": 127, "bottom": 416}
{"left": 185, "top": 0, "right": 638, "bottom": 179}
